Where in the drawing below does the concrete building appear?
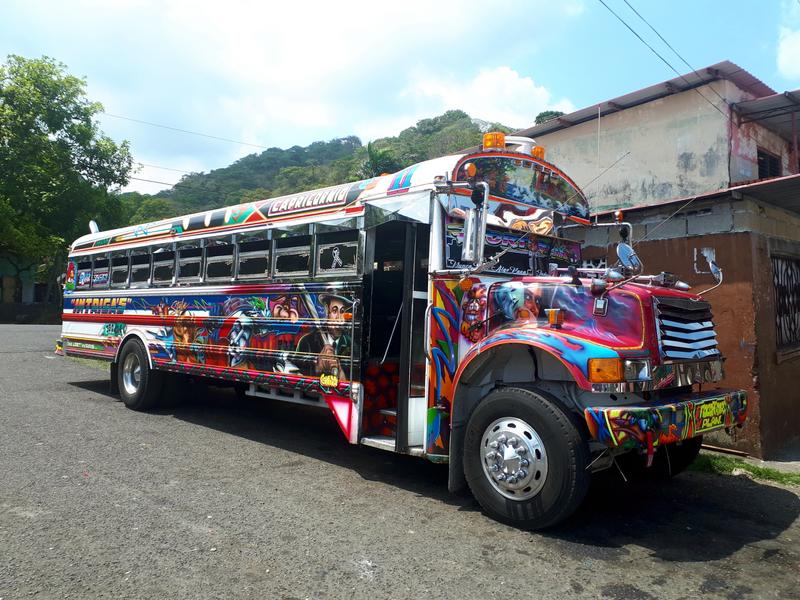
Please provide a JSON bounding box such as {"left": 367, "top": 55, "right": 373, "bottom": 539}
{"left": 517, "top": 61, "right": 798, "bottom": 212}
{"left": 517, "top": 61, "right": 800, "bottom": 459}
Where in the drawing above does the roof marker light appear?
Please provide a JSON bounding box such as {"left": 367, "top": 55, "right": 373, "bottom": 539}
{"left": 532, "top": 145, "right": 545, "bottom": 160}
{"left": 482, "top": 131, "right": 506, "bottom": 150}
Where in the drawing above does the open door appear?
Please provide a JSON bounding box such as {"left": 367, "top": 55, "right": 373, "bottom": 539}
{"left": 361, "top": 220, "right": 429, "bottom": 453}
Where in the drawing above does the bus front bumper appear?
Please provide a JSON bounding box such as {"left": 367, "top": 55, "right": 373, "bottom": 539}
{"left": 584, "top": 389, "right": 747, "bottom": 451}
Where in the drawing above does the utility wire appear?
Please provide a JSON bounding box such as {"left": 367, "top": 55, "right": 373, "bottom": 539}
{"left": 595, "top": 0, "right": 730, "bottom": 123}
{"left": 620, "top": 0, "right": 728, "bottom": 106}
{"left": 596, "top": 0, "right": 776, "bottom": 191}
{"left": 102, "top": 112, "right": 271, "bottom": 150}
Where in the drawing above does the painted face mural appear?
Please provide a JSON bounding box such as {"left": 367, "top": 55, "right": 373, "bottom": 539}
{"left": 460, "top": 286, "right": 487, "bottom": 342}
{"left": 295, "top": 292, "right": 353, "bottom": 380}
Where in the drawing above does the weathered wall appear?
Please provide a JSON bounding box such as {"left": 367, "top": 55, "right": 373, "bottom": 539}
{"left": 536, "top": 80, "right": 793, "bottom": 211}
{"left": 538, "top": 82, "right": 733, "bottom": 212}
{"left": 751, "top": 234, "right": 800, "bottom": 458}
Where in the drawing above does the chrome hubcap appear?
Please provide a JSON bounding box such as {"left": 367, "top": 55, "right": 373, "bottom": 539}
{"left": 481, "top": 417, "right": 548, "bottom": 500}
{"left": 122, "top": 353, "right": 142, "bottom": 396}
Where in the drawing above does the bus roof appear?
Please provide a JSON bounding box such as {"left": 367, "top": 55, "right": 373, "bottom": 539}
{"left": 70, "top": 150, "right": 588, "bottom": 255}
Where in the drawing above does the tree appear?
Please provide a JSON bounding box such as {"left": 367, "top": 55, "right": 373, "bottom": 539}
{"left": 357, "top": 142, "right": 401, "bottom": 179}
{"left": 0, "top": 55, "right": 133, "bottom": 303}
{"left": 535, "top": 110, "right": 565, "bottom": 125}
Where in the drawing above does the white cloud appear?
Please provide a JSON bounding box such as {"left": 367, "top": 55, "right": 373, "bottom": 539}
{"left": 778, "top": 26, "right": 800, "bottom": 80}
{"left": 400, "top": 66, "right": 574, "bottom": 130}
{"left": 1, "top": 0, "right": 585, "bottom": 183}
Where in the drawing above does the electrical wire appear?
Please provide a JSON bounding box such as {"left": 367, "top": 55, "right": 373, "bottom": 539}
{"left": 102, "top": 112, "right": 270, "bottom": 149}
{"left": 620, "top": 0, "right": 729, "bottom": 106}
{"left": 596, "top": 0, "right": 730, "bottom": 122}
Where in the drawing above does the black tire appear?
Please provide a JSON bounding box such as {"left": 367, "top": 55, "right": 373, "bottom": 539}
{"left": 116, "top": 339, "right": 163, "bottom": 411}
{"left": 615, "top": 435, "right": 703, "bottom": 480}
{"left": 463, "top": 386, "right": 590, "bottom": 530}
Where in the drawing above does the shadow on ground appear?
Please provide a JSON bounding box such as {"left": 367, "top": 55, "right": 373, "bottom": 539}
{"left": 70, "top": 378, "right": 800, "bottom": 563}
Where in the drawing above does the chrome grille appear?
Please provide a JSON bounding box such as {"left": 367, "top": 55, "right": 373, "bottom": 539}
{"left": 654, "top": 296, "right": 720, "bottom": 360}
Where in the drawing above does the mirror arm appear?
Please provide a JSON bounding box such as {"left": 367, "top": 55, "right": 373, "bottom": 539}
{"left": 696, "top": 268, "right": 724, "bottom": 297}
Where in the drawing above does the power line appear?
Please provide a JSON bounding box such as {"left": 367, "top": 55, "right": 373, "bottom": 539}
{"left": 137, "top": 162, "right": 197, "bottom": 174}
{"left": 620, "top": 0, "right": 728, "bottom": 106}
{"left": 102, "top": 112, "right": 271, "bottom": 150}
{"left": 595, "top": 0, "right": 729, "bottom": 122}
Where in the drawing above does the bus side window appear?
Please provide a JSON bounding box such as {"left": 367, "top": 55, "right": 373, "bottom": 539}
{"left": 92, "top": 256, "right": 110, "bottom": 289}
{"left": 110, "top": 252, "right": 130, "bottom": 288}
{"left": 274, "top": 235, "right": 311, "bottom": 278}
{"left": 206, "top": 236, "right": 234, "bottom": 281}
{"left": 76, "top": 259, "right": 93, "bottom": 289}
{"left": 237, "top": 232, "right": 270, "bottom": 280}
{"left": 316, "top": 231, "right": 358, "bottom": 275}
{"left": 177, "top": 241, "right": 202, "bottom": 283}
{"left": 152, "top": 245, "right": 176, "bottom": 286}
{"left": 129, "top": 250, "right": 151, "bottom": 288}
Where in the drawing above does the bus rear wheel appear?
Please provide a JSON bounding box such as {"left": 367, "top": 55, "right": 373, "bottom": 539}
{"left": 117, "top": 339, "right": 163, "bottom": 411}
{"left": 463, "top": 386, "right": 590, "bottom": 530}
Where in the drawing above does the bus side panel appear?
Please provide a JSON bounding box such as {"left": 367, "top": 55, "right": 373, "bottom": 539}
{"left": 62, "top": 283, "right": 361, "bottom": 401}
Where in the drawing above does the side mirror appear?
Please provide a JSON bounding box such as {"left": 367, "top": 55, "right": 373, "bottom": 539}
{"left": 461, "top": 182, "right": 489, "bottom": 264}
{"left": 708, "top": 258, "right": 723, "bottom": 283}
{"left": 616, "top": 242, "right": 642, "bottom": 271}
{"left": 461, "top": 208, "right": 479, "bottom": 262}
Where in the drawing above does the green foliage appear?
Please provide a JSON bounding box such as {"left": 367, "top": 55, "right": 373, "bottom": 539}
{"left": 689, "top": 453, "right": 800, "bottom": 486}
{"left": 0, "top": 54, "right": 133, "bottom": 273}
{"left": 535, "top": 110, "right": 565, "bottom": 125}
{"left": 130, "top": 109, "right": 503, "bottom": 223}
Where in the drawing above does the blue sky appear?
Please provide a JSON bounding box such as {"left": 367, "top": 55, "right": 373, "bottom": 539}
{"left": 2, "top": 0, "right": 799, "bottom": 194}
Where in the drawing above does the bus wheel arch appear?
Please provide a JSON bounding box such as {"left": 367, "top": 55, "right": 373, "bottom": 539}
{"left": 114, "top": 331, "right": 155, "bottom": 369}
{"left": 447, "top": 343, "right": 580, "bottom": 494}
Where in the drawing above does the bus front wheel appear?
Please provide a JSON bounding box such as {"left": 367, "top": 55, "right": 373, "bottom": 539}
{"left": 117, "top": 339, "right": 163, "bottom": 411}
{"left": 463, "top": 386, "right": 590, "bottom": 530}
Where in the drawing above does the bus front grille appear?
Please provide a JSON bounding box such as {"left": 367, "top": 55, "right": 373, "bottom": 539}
{"left": 654, "top": 296, "right": 720, "bottom": 361}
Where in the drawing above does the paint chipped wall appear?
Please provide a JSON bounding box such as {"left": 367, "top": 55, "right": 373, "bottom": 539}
{"left": 536, "top": 80, "right": 792, "bottom": 212}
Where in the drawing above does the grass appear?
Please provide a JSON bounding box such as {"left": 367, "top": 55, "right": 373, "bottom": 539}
{"left": 690, "top": 453, "right": 800, "bottom": 487}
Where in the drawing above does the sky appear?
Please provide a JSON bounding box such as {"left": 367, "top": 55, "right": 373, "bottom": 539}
{"left": 2, "top": 0, "right": 800, "bottom": 194}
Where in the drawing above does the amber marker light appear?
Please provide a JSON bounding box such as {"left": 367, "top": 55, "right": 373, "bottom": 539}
{"left": 482, "top": 131, "right": 506, "bottom": 150}
{"left": 588, "top": 358, "right": 624, "bottom": 383}
{"left": 546, "top": 308, "right": 564, "bottom": 329}
{"left": 532, "top": 145, "right": 546, "bottom": 159}
{"left": 464, "top": 162, "right": 477, "bottom": 177}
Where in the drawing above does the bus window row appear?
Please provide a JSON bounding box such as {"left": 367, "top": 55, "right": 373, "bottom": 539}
{"left": 71, "top": 230, "right": 359, "bottom": 290}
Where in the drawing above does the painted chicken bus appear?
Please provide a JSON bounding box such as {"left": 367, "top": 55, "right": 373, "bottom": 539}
{"left": 58, "top": 132, "right": 747, "bottom": 529}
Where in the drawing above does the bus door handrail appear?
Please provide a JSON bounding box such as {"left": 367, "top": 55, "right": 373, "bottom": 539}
{"left": 380, "top": 301, "right": 403, "bottom": 365}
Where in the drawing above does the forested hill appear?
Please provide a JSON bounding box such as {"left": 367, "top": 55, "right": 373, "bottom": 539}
{"left": 120, "top": 110, "right": 510, "bottom": 224}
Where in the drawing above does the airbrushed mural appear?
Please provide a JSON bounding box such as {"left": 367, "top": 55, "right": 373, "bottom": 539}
{"left": 585, "top": 390, "right": 748, "bottom": 451}
{"left": 63, "top": 284, "right": 358, "bottom": 397}
{"left": 454, "top": 155, "right": 590, "bottom": 219}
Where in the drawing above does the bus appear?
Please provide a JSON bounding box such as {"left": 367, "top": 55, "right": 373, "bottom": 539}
{"left": 58, "top": 132, "right": 747, "bottom": 529}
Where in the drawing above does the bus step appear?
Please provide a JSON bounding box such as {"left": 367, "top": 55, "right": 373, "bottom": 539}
{"left": 360, "top": 436, "right": 425, "bottom": 457}
{"left": 360, "top": 436, "right": 396, "bottom": 452}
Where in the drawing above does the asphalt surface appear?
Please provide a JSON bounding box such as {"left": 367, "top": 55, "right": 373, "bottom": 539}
{"left": 1, "top": 325, "right": 799, "bottom": 600}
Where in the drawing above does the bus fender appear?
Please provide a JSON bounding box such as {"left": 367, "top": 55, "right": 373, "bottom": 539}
{"left": 114, "top": 331, "right": 155, "bottom": 370}
{"left": 446, "top": 333, "right": 610, "bottom": 493}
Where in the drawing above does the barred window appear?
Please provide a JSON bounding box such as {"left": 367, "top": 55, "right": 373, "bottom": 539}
{"left": 773, "top": 255, "right": 800, "bottom": 350}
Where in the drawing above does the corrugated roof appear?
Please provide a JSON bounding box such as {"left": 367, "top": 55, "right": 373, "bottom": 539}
{"left": 734, "top": 90, "right": 800, "bottom": 143}
{"left": 515, "top": 60, "right": 775, "bottom": 139}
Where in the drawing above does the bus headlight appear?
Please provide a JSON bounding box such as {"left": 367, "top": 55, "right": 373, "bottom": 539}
{"left": 588, "top": 358, "right": 651, "bottom": 383}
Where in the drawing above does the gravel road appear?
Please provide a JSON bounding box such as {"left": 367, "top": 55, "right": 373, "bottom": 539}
{"left": 1, "top": 325, "right": 798, "bottom": 599}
